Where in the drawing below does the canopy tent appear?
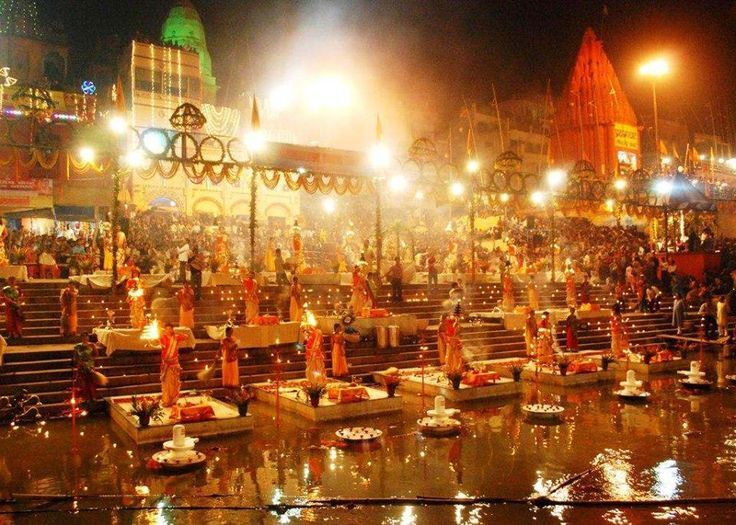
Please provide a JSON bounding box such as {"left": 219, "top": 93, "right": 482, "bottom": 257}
{"left": 2, "top": 206, "right": 97, "bottom": 222}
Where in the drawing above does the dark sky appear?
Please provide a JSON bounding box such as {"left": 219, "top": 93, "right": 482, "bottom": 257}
{"left": 50, "top": 0, "right": 736, "bottom": 136}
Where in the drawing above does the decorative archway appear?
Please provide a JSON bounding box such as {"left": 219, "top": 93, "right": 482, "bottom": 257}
{"left": 192, "top": 196, "right": 224, "bottom": 216}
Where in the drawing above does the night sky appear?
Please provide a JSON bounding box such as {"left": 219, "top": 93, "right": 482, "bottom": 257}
{"left": 49, "top": 0, "right": 736, "bottom": 136}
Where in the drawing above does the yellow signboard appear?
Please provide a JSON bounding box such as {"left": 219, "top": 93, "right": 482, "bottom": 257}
{"left": 614, "top": 123, "right": 639, "bottom": 150}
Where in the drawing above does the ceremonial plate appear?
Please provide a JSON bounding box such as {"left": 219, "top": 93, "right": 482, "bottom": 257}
{"left": 152, "top": 450, "right": 206, "bottom": 469}
{"left": 616, "top": 390, "right": 651, "bottom": 401}
{"left": 679, "top": 379, "right": 712, "bottom": 391}
{"left": 417, "top": 417, "right": 461, "bottom": 435}
{"left": 335, "top": 427, "right": 383, "bottom": 442}
{"left": 522, "top": 404, "right": 564, "bottom": 417}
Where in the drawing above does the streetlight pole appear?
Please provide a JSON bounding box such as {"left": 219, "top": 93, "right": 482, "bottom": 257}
{"left": 639, "top": 58, "right": 669, "bottom": 170}
{"left": 110, "top": 159, "right": 121, "bottom": 297}
{"left": 652, "top": 80, "right": 660, "bottom": 169}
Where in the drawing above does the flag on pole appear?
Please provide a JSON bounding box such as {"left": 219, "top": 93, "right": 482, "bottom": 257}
{"left": 673, "top": 144, "right": 680, "bottom": 160}
{"left": 691, "top": 146, "right": 700, "bottom": 164}
{"left": 659, "top": 140, "right": 668, "bottom": 156}
{"left": 114, "top": 75, "right": 126, "bottom": 113}
{"left": 251, "top": 95, "right": 260, "bottom": 130}
{"left": 466, "top": 126, "right": 476, "bottom": 158}
{"left": 375, "top": 114, "right": 383, "bottom": 142}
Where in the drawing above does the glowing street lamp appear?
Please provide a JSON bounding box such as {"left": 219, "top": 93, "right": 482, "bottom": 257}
{"left": 322, "top": 197, "right": 337, "bottom": 214}
{"left": 546, "top": 168, "right": 567, "bottom": 190}
{"left": 640, "top": 57, "right": 670, "bottom": 169}
{"left": 108, "top": 115, "right": 128, "bottom": 135}
{"left": 450, "top": 181, "right": 465, "bottom": 197}
{"left": 530, "top": 190, "right": 547, "bottom": 206}
{"left": 245, "top": 131, "right": 266, "bottom": 154}
{"left": 388, "top": 174, "right": 408, "bottom": 194}
{"left": 78, "top": 146, "right": 95, "bottom": 164}
{"left": 370, "top": 143, "right": 390, "bottom": 169}
{"left": 123, "top": 149, "right": 144, "bottom": 168}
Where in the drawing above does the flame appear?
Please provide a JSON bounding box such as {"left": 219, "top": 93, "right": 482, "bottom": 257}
{"left": 304, "top": 310, "right": 318, "bottom": 327}
{"left": 140, "top": 319, "right": 160, "bottom": 341}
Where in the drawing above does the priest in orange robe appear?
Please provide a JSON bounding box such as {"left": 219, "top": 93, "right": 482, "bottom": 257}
{"left": 60, "top": 281, "right": 79, "bottom": 337}
{"left": 242, "top": 270, "right": 260, "bottom": 324}
{"left": 159, "top": 323, "right": 187, "bottom": 407}
{"left": 331, "top": 323, "right": 349, "bottom": 378}
{"left": 219, "top": 326, "right": 240, "bottom": 389}
{"left": 176, "top": 282, "right": 195, "bottom": 329}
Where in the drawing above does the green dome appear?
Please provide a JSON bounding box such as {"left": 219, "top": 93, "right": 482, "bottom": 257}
{"left": 161, "top": 0, "right": 217, "bottom": 102}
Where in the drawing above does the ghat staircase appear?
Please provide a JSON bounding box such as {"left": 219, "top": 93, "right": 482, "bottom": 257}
{"left": 0, "top": 279, "right": 694, "bottom": 416}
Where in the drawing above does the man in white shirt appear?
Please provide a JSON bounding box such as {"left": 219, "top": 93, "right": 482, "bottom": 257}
{"left": 177, "top": 241, "right": 190, "bottom": 283}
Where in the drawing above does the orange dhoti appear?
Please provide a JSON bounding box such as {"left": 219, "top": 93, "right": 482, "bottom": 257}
{"left": 222, "top": 358, "right": 239, "bottom": 389}
{"left": 179, "top": 306, "right": 194, "bottom": 329}
{"left": 245, "top": 298, "right": 259, "bottom": 324}
{"left": 331, "top": 334, "right": 349, "bottom": 377}
{"left": 289, "top": 297, "right": 303, "bottom": 323}
{"left": 445, "top": 336, "right": 464, "bottom": 372}
{"left": 160, "top": 362, "right": 181, "bottom": 407}
{"left": 437, "top": 333, "right": 447, "bottom": 365}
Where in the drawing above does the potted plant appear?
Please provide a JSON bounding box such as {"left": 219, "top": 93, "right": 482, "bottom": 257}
{"left": 510, "top": 364, "right": 524, "bottom": 382}
{"left": 600, "top": 353, "right": 616, "bottom": 371}
{"left": 556, "top": 355, "right": 571, "bottom": 377}
{"left": 302, "top": 383, "right": 326, "bottom": 407}
{"left": 227, "top": 386, "right": 254, "bottom": 416}
{"left": 446, "top": 371, "right": 463, "bottom": 390}
{"left": 129, "top": 396, "right": 163, "bottom": 428}
{"left": 383, "top": 374, "right": 402, "bottom": 397}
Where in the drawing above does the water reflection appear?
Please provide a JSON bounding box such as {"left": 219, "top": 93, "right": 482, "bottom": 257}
{"left": 1, "top": 360, "right": 736, "bottom": 523}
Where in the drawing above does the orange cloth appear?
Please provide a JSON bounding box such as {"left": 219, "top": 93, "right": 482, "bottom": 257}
{"left": 220, "top": 336, "right": 240, "bottom": 388}
{"left": 179, "top": 404, "right": 215, "bottom": 422}
{"left": 242, "top": 277, "right": 260, "bottom": 324}
{"left": 331, "top": 332, "right": 349, "bottom": 377}
{"left": 568, "top": 360, "right": 597, "bottom": 374}
{"left": 160, "top": 333, "right": 186, "bottom": 407}
{"left": 60, "top": 287, "right": 78, "bottom": 336}
{"left": 462, "top": 371, "right": 500, "bottom": 386}
{"left": 176, "top": 287, "right": 195, "bottom": 329}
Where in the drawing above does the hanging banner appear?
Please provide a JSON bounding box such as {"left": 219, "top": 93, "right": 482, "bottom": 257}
{"left": 613, "top": 123, "right": 639, "bottom": 150}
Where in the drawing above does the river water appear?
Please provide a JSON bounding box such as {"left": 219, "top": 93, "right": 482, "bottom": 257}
{"left": 2, "top": 358, "right": 736, "bottom": 524}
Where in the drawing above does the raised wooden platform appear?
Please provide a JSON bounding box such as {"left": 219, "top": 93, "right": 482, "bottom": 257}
{"left": 372, "top": 368, "right": 522, "bottom": 401}
{"left": 107, "top": 392, "right": 253, "bottom": 445}
{"left": 252, "top": 380, "right": 402, "bottom": 422}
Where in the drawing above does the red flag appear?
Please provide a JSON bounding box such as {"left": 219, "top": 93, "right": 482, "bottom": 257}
{"left": 114, "top": 75, "right": 126, "bottom": 113}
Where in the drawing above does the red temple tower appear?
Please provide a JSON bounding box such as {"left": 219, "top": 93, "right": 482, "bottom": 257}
{"left": 550, "top": 28, "right": 640, "bottom": 178}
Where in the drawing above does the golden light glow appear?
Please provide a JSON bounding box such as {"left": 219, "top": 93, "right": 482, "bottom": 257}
{"left": 613, "top": 178, "right": 627, "bottom": 191}
{"left": 78, "top": 146, "right": 95, "bottom": 164}
{"left": 108, "top": 115, "right": 128, "bottom": 135}
{"left": 388, "top": 175, "right": 408, "bottom": 193}
{"left": 322, "top": 197, "right": 337, "bottom": 214}
{"left": 305, "top": 75, "right": 353, "bottom": 111}
{"left": 140, "top": 319, "right": 160, "bottom": 341}
{"left": 449, "top": 181, "right": 465, "bottom": 197}
{"left": 305, "top": 310, "right": 318, "bottom": 327}
{"left": 370, "top": 143, "right": 390, "bottom": 169}
{"left": 245, "top": 131, "right": 266, "bottom": 153}
{"left": 546, "top": 168, "right": 566, "bottom": 189}
{"left": 466, "top": 159, "right": 480, "bottom": 173}
{"left": 639, "top": 58, "right": 670, "bottom": 78}
{"left": 530, "top": 191, "right": 547, "bottom": 205}
{"left": 124, "top": 149, "right": 144, "bottom": 168}
{"left": 499, "top": 192, "right": 510, "bottom": 203}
